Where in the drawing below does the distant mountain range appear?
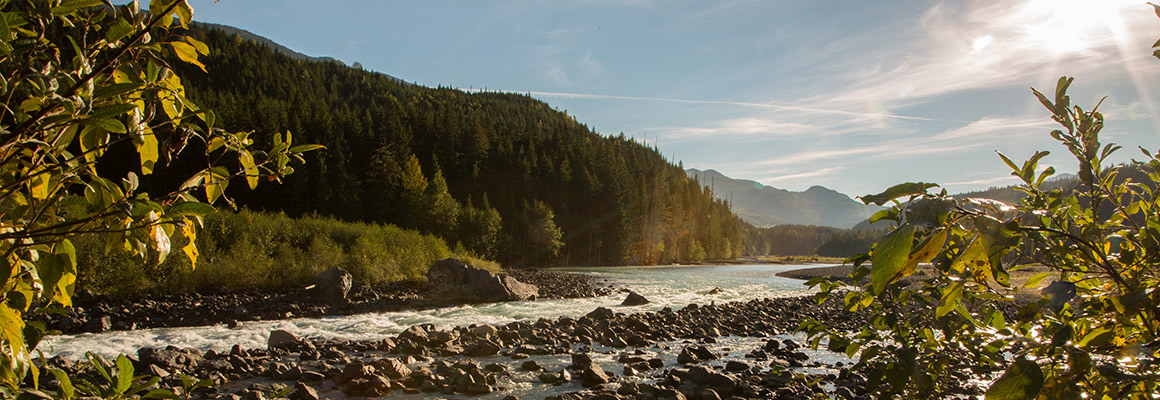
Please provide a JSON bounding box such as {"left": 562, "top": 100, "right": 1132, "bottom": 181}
{"left": 685, "top": 169, "right": 880, "bottom": 229}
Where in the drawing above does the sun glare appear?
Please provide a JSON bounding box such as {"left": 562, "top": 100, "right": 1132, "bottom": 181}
{"left": 1018, "top": 0, "right": 1138, "bottom": 55}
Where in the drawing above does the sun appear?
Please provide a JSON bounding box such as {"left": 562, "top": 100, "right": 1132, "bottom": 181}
{"left": 1018, "top": 0, "right": 1138, "bottom": 55}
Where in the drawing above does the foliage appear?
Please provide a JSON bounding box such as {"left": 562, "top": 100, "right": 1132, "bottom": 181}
{"left": 800, "top": 12, "right": 1160, "bottom": 396}
{"left": 75, "top": 209, "right": 473, "bottom": 295}
{"left": 0, "top": 0, "right": 317, "bottom": 394}
{"left": 169, "top": 26, "right": 745, "bottom": 266}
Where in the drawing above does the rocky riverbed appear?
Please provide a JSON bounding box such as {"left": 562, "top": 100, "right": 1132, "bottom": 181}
{"left": 39, "top": 269, "right": 613, "bottom": 335}
{"left": 39, "top": 293, "right": 931, "bottom": 400}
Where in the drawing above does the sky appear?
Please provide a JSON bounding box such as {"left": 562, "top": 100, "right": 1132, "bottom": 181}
{"left": 187, "top": 0, "right": 1160, "bottom": 198}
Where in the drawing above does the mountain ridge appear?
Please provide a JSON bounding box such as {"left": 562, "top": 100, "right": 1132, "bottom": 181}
{"left": 685, "top": 168, "right": 880, "bottom": 228}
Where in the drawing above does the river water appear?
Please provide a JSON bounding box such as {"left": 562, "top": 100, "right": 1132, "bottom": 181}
{"left": 40, "top": 264, "right": 825, "bottom": 361}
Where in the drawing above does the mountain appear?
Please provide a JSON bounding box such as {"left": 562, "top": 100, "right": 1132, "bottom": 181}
{"left": 139, "top": 24, "right": 748, "bottom": 267}
{"left": 685, "top": 169, "right": 880, "bottom": 228}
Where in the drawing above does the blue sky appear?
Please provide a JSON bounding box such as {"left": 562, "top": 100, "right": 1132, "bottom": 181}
{"left": 189, "top": 0, "right": 1160, "bottom": 197}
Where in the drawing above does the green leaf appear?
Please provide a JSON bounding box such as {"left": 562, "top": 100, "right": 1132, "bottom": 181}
{"left": 167, "top": 202, "right": 215, "bottom": 217}
{"left": 860, "top": 182, "right": 939, "bottom": 206}
{"left": 105, "top": 18, "right": 134, "bottom": 43}
{"left": 115, "top": 354, "right": 133, "bottom": 394}
{"left": 86, "top": 118, "right": 127, "bottom": 134}
{"left": 986, "top": 359, "right": 1044, "bottom": 400}
{"left": 1077, "top": 326, "right": 1114, "bottom": 348}
{"left": 49, "top": 369, "right": 76, "bottom": 400}
{"left": 902, "top": 228, "right": 946, "bottom": 278}
{"left": 143, "top": 388, "right": 180, "bottom": 400}
{"left": 937, "top": 282, "right": 963, "bottom": 317}
{"left": 86, "top": 353, "right": 112, "bottom": 385}
{"left": 1022, "top": 272, "right": 1052, "bottom": 289}
{"left": 288, "top": 144, "right": 326, "bottom": 153}
{"left": 204, "top": 167, "right": 229, "bottom": 204}
{"left": 870, "top": 225, "right": 915, "bottom": 295}
{"left": 93, "top": 82, "right": 142, "bottom": 99}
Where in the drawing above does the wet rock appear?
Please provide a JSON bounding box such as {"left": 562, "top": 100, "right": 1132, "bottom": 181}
{"left": 311, "top": 267, "right": 352, "bottom": 305}
{"left": 463, "top": 339, "right": 501, "bottom": 356}
{"left": 374, "top": 358, "right": 411, "bottom": 380}
{"left": 677, "top": 345, "right": 716, "bottom": 364}
{"left": 586, "top": 307, "right": 614, "bottom": 319}
{"left": 577, "top": 364, "right": 611, "bottom": 387}
{"left": 290, "top": 382, "right": 318, "bottom": 400}
{"left": 686, "top": 366, "right": 738, "bottom": 393}
{"left": 621, "top": 291, "right": 650, "bottom": 306}
{"left": 84, "top": 316, "right": 112, "bottom": 333}
{"left": 571, "top": 353, "right": 594, "bottom": 370}
{"left": 398, "top": 325, "right": 430, "bottom": 344}
{"left": 655, "top": 387, "right": 688, "bottom": 400}
{"left": 336, "top": 362, "right": 376, "bottom": 385}
{"left": 267, "top": 329, "right": 301, "bottom": 350}
{"left": 427, "top": 258, "right": 538, "bottom": 302}
{"left": 137, "top": 347, "right": 203, "bottom": 373}
{"left": 271, "top": 363, "right": 302, "bottom": 381}
{"left": 521, "top": 360, "right": 544, "bottom": 371}
{"left": 725, "top": 360, "right": 749, "bottom": 373}
{"left": 540, "top": 369, "right": 571, "bottom": 385}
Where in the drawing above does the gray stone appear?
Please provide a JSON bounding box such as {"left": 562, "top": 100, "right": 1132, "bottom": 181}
{"left": 267, "top": 329, "right": 301, "bottom": 350}
{"left": 311, "top": 267, "right": 352, "bottom": 305}
{"left": 375, "top": 358, "right": 411, "bottom": 379}
{"left": 621, "top": 291, "right": 650, "bottom": 306}
{"left": 427, "top": 258, "right": 538, "bottom": 302}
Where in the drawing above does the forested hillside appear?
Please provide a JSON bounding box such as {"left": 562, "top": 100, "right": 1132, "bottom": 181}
{"left": 145, "top": 25, "right": 744, "bottom": 267}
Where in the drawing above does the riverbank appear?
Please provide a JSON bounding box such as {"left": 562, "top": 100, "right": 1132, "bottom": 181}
{"left": 39, "top": 269, "right": 613, "bottom": 335}
{"left": 41, "top": 294, "right": 913, "bottom": 400}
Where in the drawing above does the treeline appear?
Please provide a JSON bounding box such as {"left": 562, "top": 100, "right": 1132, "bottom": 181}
{"left": 740, "top": 224, "right": 883, "bottom": 258}
{"left": 139, "top": 26, "right": 744, "bottom": 267}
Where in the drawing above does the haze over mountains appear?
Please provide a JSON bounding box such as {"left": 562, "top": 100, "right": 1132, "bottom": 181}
{"left": 686, "top": 169, "right": 880, "bottom": 229}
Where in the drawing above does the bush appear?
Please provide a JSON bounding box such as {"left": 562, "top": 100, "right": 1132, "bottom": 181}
{"left": 75, "top": 210, "right": 489, "bottom": 295}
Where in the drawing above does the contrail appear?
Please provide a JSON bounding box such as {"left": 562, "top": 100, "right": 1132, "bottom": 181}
{"left": 460, "top": 88, "right": 974, "bottom": 124}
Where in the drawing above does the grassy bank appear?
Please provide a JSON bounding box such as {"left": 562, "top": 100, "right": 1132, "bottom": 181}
{"left": 75, "top": 209, "right": 496, "bottom": 296}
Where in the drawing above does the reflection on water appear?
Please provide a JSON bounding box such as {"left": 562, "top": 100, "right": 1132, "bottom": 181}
{"left": 42, "top": 264, "right": 827, "bottom": 360}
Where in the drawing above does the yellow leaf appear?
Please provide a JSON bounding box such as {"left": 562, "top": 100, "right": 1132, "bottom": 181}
{"left": 169, "top": 41, "right": 205, "bottom": 72}
{"left": 181, "top": 220, "right": 198, "bottom": 269}
{"left": 148, "top": 211, "right": 171, "bottom": 264}
{"left": 185, "top": 35, "right": 208, "bottom": 55}
{"left": 239, "top": 149, "right": 258, "bottom": 189}
{"left": 136, "top": 131, "right": 158, "bottom": 175}
{"left": 27, "top": 173, "right": 48, "bottom": 200}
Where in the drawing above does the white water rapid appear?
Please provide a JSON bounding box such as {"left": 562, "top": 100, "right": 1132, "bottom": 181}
{"left": 41, "top": 264, "right": 825, "bottom": 360}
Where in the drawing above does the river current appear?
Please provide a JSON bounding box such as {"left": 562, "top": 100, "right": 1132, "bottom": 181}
{"left": 40, "top": 264, "right": 825, "bottom": 361}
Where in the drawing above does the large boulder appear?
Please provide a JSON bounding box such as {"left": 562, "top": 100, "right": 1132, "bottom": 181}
{"left": 621, "top": 291, "right": 650, "bottom": 306}
{"left": 311, "top": 267, "right": 352, "bottom": 305}
{"left": 427, "top": 259, "right": 538, "bottom": 302}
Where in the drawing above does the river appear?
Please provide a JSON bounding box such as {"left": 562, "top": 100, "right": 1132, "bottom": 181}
{"left": 41, "top": 264, "right": 824, "bottom": 361}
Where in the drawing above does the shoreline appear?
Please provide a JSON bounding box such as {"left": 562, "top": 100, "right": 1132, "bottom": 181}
{"left": 39, "top": 269, "right": 613, "bottom": 335}
{"left": 41, "top": 293, "right": 898, "bottom": 400}
{"left": 44, "top": 261, "right": 838, "bottom": 335}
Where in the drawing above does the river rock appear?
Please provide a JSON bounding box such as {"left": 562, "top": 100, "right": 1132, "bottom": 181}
{"left": 621, "top": 291, "right": 650, "bottom": 306}
{"left": 291, "top": 382, "right": 318, "bottom": 400}
{"left": 427, "top": 258, "right": 538, "bottom": 302}
{"left": 311, "top": 267, "right": 352, "bottom": 305}
{"left": 677, "top": 345, "right": 716, "bottom": 364}
{"left": 375, "top": 358, "right": 411, "bottom": 379}
{"left": 267, "top": 329, "right": 301, "bottom": 349}
{"left": 577, "top": 364, "right": 611, "bottom": 387}
{"left": 138, "top": 347, "right": 203, "bottom": 373}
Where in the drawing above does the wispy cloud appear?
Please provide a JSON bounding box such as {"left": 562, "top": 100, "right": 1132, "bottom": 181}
{"left": 759, "top": 166, "right": 845, "bottom": 184}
